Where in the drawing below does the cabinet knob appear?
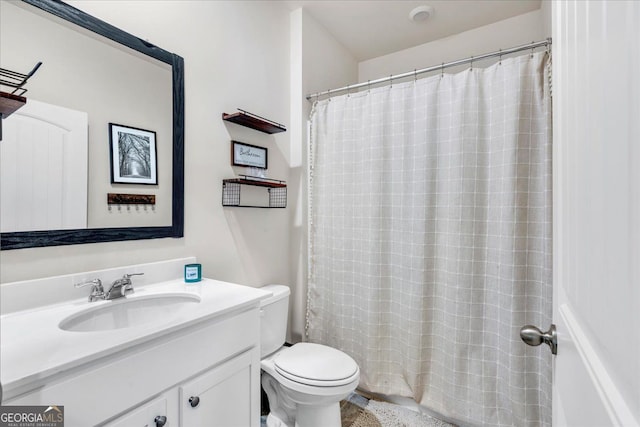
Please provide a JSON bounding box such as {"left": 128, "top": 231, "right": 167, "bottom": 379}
{"left": 189, "top": 396, "right": 200, "bottom": 408}
{"left": 154, "top": 415, "right": 167, "bottom": 427}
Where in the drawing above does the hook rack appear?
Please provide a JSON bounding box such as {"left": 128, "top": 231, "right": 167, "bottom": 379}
{"left": 107, "top": 193, "right": 156, "bottom": 212}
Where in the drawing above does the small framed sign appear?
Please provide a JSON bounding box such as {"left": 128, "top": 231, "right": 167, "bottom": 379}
{"left": 231, "top": 141, "right": 267, "bottom": 169}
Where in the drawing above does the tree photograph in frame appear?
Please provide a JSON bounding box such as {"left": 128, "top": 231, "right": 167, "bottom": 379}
{"left": 109, "top": 123, "right": 158, "bottom": 185}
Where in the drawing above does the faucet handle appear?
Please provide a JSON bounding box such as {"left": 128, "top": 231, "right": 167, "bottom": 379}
{"left": 120, "top": 273, "right": 142, "bottom": 297}
{"left": 75, "top": 278, "right": 103, "bottom": 289}
{"left": 74, "top": 279, "right": 104, "bottom": 302}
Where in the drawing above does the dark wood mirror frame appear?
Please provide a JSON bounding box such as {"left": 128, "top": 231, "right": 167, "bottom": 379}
{"left": 1, "top": 0, "right": 184, "bottom": 250}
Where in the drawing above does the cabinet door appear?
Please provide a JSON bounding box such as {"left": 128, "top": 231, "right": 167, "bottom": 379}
{"left": 104, "top": 396, "right": 169, "bottom": 427}
{"left": 180, "top": 350, "right": 255, "bottom": 427}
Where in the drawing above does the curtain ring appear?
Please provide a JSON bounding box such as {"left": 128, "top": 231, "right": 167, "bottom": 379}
{"left": 346, "top": 84, "right": 350, "bottom": 98}
{"left": 499, "top": 48, "right": 502, "bottom": 65}
{"left": 367, "top": 80, "right": 371, "bottom": 93}
{"left": 414, "top": 69, "right": 418, "bottom": 82}
{"left": 470, "top": 56, "right": 473, "bottom": 71}
{"left": 531, "top": 42, "right": 535, "bottom": 58}
{"left": 441, "top": 63, "right": 444, "bottom": 78}
{"left": 389, "top": 74, "right": 393, "bottom": 88}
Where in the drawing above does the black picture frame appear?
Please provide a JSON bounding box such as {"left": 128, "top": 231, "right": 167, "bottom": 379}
{"left": 231, "top": 141, "right": 268, "bottom": 169}
{"left": 109, "top": 123, "right": 158, "bottom": 185}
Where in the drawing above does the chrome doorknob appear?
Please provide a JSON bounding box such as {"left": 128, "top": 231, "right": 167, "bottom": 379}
{"left": 520, "top": 324, "right": 557, "bottom": 355}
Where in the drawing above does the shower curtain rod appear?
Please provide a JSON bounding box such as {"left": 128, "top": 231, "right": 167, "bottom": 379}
{"left": 305, "top": 38, "right": 552, "bottom": 101}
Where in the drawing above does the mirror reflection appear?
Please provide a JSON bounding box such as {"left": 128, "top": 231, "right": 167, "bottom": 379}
{"left": 0, "top": 0, "right": 184, "bottom": 250}
{"left": 0, "top": 0, "right": 173, "bottom": 233}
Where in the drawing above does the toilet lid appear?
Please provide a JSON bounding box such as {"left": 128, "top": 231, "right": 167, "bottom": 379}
{"left": 274, "top": 343, "right": 358, "bottom": 385}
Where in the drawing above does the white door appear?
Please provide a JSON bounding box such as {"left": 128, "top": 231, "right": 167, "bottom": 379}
{"left": 0, "top": 99, "right": 88, "bottom": 232}
{"left": 550, "top": 1, "right": 640, "bottom": 426}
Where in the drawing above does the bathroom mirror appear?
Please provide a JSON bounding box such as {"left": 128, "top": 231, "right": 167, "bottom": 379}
{"left": 0, "top": 0, "right": 184, "bottom": 250}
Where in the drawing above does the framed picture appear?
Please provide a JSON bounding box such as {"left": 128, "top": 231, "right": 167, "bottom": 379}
{"left": 231, "top": 141, "right": 267, "bottom": 169}
{"left": 109, "top": 123, "right": 158, "bottom": 185}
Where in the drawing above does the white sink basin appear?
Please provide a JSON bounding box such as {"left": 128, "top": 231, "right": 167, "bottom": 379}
{"left": 59, "top": 293, "right": 201, "bottom": 332}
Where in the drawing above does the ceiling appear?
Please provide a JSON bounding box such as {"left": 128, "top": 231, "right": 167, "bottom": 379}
{"left": 283, "top": 1, "right": 542, "bottom": 61}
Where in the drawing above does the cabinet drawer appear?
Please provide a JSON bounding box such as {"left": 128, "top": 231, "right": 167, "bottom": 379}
{"left": 104, "top": 396, "right": 168, "bottom": 427}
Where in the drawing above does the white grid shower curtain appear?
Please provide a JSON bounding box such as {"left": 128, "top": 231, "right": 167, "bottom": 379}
{"left": 307, "top": 52, "right": 552, "bottom": 427}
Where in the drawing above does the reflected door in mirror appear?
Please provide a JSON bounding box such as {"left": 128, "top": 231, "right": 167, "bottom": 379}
{"left": 1, "top": 99, "right": 88, "bottom": 232}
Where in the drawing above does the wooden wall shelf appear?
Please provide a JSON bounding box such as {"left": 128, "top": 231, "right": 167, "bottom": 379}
{"left": 223, "top": 178, "right": 286, "bottom": 188}
{"left": 0, "top": 92, "right": 27, "bottom": 118}
{"left": 222, "top": 176, "right": 287, "bottom": 208}
{"left": 222, "top": 109, "right": 286, "bottom": 134}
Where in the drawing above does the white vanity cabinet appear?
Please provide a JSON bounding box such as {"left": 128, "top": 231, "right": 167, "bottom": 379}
{"left": 4, "top": 304, "right": 262, "bottom": 427}
{"left": 106, "top": 350, "right": 258, "bottom": 427}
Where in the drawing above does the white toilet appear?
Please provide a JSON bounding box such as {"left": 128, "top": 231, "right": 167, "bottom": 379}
{"left": 260, "top": 285, "right": 360, "bottom": 427}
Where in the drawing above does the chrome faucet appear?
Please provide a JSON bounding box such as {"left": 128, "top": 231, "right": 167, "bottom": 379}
{"left": 105, "top": 273, "right": 144, "bottom": 300}
{"left": 75, "top": 279, "right": 105, "bottom": 302}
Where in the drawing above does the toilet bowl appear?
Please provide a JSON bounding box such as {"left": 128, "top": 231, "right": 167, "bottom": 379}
{"left": 259, "top": 285, "right": 360, "bottom": 427}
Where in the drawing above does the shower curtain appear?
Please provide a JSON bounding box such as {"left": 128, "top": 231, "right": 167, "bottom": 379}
{"left": 307, "top": 52, "right": 552, "bottom": 427}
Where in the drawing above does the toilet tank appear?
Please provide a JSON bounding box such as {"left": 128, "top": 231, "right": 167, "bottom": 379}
{"left": 259, "top": 284, "right": 290, "bottom": 358}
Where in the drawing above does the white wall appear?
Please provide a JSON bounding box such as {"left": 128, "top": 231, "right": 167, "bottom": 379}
{"left": 359, "top": 9, "right": 549, "bottom": 82}
{"left": 288, "top": 8, "right": 358, "bottom": 341}
{"left": 1, "top": 1, "right": 292, "bottom": 290}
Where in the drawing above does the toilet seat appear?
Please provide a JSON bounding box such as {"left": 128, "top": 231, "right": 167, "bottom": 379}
{"left": 274, "top": 343, "right": 359, "bottom": 387}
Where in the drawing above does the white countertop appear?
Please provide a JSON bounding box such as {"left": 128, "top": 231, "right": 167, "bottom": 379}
{"left": 1, "top": 278, "right": 270, "bottom": 402}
